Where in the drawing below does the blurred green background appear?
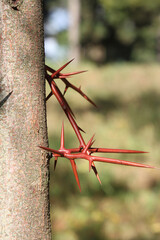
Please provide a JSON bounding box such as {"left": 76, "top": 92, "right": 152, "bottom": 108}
{"left": 44, "top": 1, "right": 160, "bottom": 239}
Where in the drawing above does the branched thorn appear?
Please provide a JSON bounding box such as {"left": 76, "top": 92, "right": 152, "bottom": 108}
{"left": 40, "top": 60, "right": 157, "bottom": 191}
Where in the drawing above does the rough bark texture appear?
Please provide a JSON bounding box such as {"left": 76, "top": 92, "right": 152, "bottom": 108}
{"left": 0, "top": 0, "right": 51, "bottom": 239}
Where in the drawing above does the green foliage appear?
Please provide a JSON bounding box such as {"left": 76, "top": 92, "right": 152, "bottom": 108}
{"left": 44, "top": 0, "right": 160, "bottom": 62}
{"left": 81, "top": 0, "right": 160, "bottom": 62}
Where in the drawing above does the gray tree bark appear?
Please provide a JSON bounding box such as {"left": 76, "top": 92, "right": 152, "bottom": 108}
{"left": 0, "top": 0, "right": 51, "bottom": 239}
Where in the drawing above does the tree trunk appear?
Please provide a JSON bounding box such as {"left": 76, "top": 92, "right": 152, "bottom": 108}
{"left": 68, "top": 0, "right": 81, "bottom": 64}
{"left": 157, "top": 15, "right": 160, "bottom": 61}
{"left": 0, "top": 1, "right": 51, "bottom": 239}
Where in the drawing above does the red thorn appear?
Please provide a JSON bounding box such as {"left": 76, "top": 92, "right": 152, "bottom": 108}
{"left": 63, "top": 86, "right": 68, "bottom": 96}
{"left": 91, "top": 140, "right": 95, "bottom": 147}
{"left": 45, "top": 65, "right": 55, "bottom": 74}
{"left": 70, "top": 159, "right": 81, "bottom": 191}
{"left": 60, "top": 78, "right": 97, "bottom": 108}
{"left": 50, "top": 81, "right": 75, "bottom": 118}
{"left": 89, "top": 148, "right": 148, "bottom": 154}
{"left": 83, "top": 135, "right": 95, "bottom": 153}
{"left": 39, "top": 146, "right": 61, "bottom": 156}
{"left": 51, "top": 59, "right": 74, "bottom": 79}
{"left": 59, "top": 70, "right": 87, "bottom": 78}
{"left": 45, "top": 61, "right": 157, "bottom": 191}
{"left": 78, "top": 126, "right": 85, "bottom": 133}
{"left": 92, "top": 156, "right": 156, "bottom": 169}
{"left": 46, "top": 91, "right": 53, "bottom": 101}
{"left": 60, "top": 122, "right": 65, "bottom": 150}
{"left": 91, "top": 163, "right": 102, "bottom": 185}
{"left": 67, "top": 111, "right": 85, "bottom": 147}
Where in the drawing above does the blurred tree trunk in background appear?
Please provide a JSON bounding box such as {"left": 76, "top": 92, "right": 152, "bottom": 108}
{"left": 0, "top": 0, "right": 51, "bottom": 239}
{"left": 68, "top": 0, "right": 81, "bottom": 63}
{"left": 157, "top": 15, "right": 160, "bottom": 61}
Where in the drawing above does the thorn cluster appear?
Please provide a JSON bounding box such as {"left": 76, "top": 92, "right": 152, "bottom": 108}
{"left": 40, "top": 59, "right": 156, "bottom": 191}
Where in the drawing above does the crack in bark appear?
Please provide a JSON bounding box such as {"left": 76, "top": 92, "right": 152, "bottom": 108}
{"left": 8, "top": 0, "right": 23, "bottom": 10}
